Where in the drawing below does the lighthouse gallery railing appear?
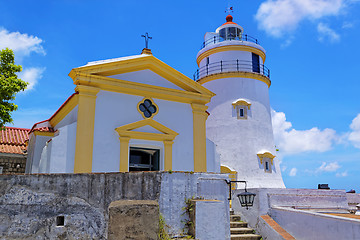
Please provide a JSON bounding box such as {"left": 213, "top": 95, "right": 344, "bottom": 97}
{"left": 201, "top": 35, "right": 259, "bottom": 49}
{"left": 193, "top": 60, "right": 270, "bottom": 81}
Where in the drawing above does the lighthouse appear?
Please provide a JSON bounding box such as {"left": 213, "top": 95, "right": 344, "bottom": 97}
{"left": 195, "top": 15, "right": 285, "bottom": 188}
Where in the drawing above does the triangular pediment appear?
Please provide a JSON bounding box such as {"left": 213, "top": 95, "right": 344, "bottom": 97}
{"left": 115, "top": 119, "right": 178, "bottom": 141}
{"left": 69, "top": 54, "right": 214, "bottom": 96}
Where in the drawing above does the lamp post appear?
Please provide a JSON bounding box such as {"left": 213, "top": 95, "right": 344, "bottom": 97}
{"left": 225, "top": 180, "right": 256, "bottom": 210}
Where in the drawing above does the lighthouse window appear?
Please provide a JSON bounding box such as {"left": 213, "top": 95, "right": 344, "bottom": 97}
{"left": 236, "top": 106, "right": 247, "bottom": 120}
{"left": 239, "top": 108, "right": 244, "bottom": 117}
{"left": 264, "top": 159, "right": 272, "bottom": 173}
{"left": 228, "top": 27, "right": 236, "bottom": 40}
{"left": 219, "top": 28, "right": 226, "bottom": 40}
{"left": 252, "top": 53, "right": 260, "bottom": 73}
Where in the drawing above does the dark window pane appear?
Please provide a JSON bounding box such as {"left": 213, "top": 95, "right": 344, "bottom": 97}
{"left": 219, "top": 28, "right": 226, "bottom": 40}
{"left": 239, "top": 108, "right": 244, "bottom": 117}
{"left": 227, "top": 27, "right": 236, "bottom": 40}
{"left": 144, "top": 110, "right": 152, "bottom": 118}
{"left": 148, "top": 105, "right": 156, "bottom": 113}
{"left": 139, "top": 103, "right": 146, "bottom": 112}
{"left": 144, "top": 99, "right": 152, "bottom": 107}
{"left": 252, "top": 53, "right": 260, "bottom": 73}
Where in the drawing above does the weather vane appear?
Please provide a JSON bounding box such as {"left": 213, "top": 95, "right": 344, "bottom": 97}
{"left": 225, "top": 6, "right": 233, "bottom": 14}
{"left": 141, "top": 32, "right": 152, "bottom": 49}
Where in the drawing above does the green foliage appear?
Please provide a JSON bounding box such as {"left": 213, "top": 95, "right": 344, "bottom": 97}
{"left": 158, "top": 214, "right": 171, "bottom": 240}
{"left": 0, "top": 48, "right": 28, "bottom": 127}
{"left": 181, "top": 196, "right": 203, "bottom": 238}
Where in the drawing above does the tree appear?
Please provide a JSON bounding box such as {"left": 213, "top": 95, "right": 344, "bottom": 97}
{"left": 0, "top": 48, "right": 28, "bottom": 127}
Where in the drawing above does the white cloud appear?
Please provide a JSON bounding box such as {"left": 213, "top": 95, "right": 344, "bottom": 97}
{"left": 317, "top": 23, "right": 340, "bottom": 42}
{"left": 317, "top": 162, "right": 341, "bottom": 172}
{"left": 336, "top": 171, "right": 348, "bottom": 177}
{"left": 348, "top": 113, "right": 360, "bottom": 148}
{"left": 18, "top": 67, "right": 45, "bottom": 91}
{"left": 255, "top": 0, "right": 344, "bottom": 37}
{"left": 289, "top": 168, "right": 297, "bottom": 176}
{"left": 342, "top": 21, "right": 354, "bottom": 29}
{"left": 0, "top": 28, "right": 45, "bottom": 60}
{"left": 272, "top": 110, "right": 337, "bottom": 155}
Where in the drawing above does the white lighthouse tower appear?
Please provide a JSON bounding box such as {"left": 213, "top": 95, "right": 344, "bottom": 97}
{"left": 195, "top": 15, "right": 285, "bottom": 188}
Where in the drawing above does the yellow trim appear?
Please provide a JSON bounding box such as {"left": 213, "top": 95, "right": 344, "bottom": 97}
{"left": 73, "top": 85, "right": 100, "bottom": 173}
{"left": 192, "top": 103, "right": 208, "bottom": 172}
{"left": 163, "top": 140, "right": 173, "bottom": 171}
{"left": 257, "top": 152, "right": 276, "bottom": 164}
{"left": 119, "top": 136, "right": 130, "bottom": 172}
{"left": 33, "top": 131, "right": 55, "bottom": 137}
{"left": 232, "top": 99, "right": 251, "bottom": 110}
{"left": 220, "top": 165, "right": 237, "bottom": 190}
{"left": 115, "top": 119, "right": 178, "bottom": 172}
{"left": 197, "top": 45, "right": 266, "bottom": 66}
{"left": 69, "top": 54, "right": 214, "bottom": 96}
{"left": 49, "top": 94, "right": 79, "bottom": 127}
{"left": 137, "top": 97, "right": 159, "bottom": 119}
{"left": 197, "top": 71, "right": 271, "bottom": 88}
{"left": 221, "top": 165, "right": 237, "bottom": 208}
{"left": 73, "top": 73, "right": 213, "bottom": 105}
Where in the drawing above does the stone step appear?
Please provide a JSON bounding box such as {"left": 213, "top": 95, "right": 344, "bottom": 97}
{"left": 230, "top": 209, "right": 234, "bottom": 215}
{"left": 230, "top": 221, "right": 247, "bottom": 228}
{"left": 231, "top": 234, "right": 262, "bottom": 240}
{"left": 230, "top": 215, "right": 241, "bottom": 222}
{"left": 230, "top": 228, "right": 254, "bottom": 234}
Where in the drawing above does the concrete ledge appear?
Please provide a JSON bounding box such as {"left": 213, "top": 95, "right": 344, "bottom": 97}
{"left": 259, "top": 215, "right": 295, "bottom": 240}
{"left": 270, "top": 206, "right": 360, "bottom": 240}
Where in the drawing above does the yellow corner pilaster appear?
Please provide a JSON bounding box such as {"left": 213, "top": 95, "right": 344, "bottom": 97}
{"left": 192, "top": 103, "right": 208, "bottom": 172}
{"left": 74, "top": 85, "right": 99, "bottom": 173}
{"left": 119, "top": 136, "right": 130, "bottom": 172}
{"left": 163, "top": 140, "right": 173, "bottom": 171}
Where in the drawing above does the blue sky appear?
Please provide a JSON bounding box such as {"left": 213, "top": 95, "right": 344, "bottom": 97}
{"left": 1, "top": 0, "right": 360, "bottom": 191}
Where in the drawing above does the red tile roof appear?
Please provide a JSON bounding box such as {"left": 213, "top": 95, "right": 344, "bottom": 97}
{"left": 0, "top": 127, "right": 30, "bottom": 154}
{"left": 29, "top": 92, "right": 78, "bottom": 133}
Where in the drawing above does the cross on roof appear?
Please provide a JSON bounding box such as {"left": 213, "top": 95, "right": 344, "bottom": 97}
{"left": 141, "top": 32, "right": 152, "bottom": 49}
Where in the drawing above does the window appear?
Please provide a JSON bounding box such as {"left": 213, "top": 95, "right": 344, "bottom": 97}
{"left": 219, "top": 27, "right": 242, "bottom": 40}
{"left": 129, "top": 147, "right": 160, "bottom": 171}
{"left": 252, "top": 53, "right": 260, "bottom": 73}
{"left": 239, "top": 108, "right": 244, "bottom": 118}
{"left": 0, "top": 166, "right": 3, "bottom": 174}
{"left": 138, "top": 98, "right": 158, "bottom": 119}
{"left": 263, "top": 159, "right": 272, "bottom": 173}
{"left": 56, "top": 216, "right": 65, "bottom": 226}
{"left": 232, "top": 99, "right": 251, "bottom": 120}
{"left": 206, "top": 57, "right": 210, "bottom": 65}
{"left": 257, "top": 151, "right": 275, "bottom": 173}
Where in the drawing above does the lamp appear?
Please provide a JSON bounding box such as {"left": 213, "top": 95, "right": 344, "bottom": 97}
{"left": 237, "top": 189, "right": 256, "bottom": 209}
{"left": 225, "top": 180, "right": 256, "bottom": 210}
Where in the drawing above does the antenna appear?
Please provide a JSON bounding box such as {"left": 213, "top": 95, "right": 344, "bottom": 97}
{"left": 141, "top": 32, "right": 152, "bottom": 49}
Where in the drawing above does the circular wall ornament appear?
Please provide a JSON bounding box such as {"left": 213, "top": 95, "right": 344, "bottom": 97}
{"left": 138, "top": 98, "right": 158, "bottom": 118}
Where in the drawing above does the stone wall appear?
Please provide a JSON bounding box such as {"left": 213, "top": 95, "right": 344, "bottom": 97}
{"left": 0, "top": 171, "right": 229, "bottom": 239}
{"left": 0, "top": 154, "right": 27, "bottom": 174}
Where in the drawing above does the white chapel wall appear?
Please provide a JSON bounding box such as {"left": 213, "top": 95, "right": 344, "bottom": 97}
{"left": 48, "top": 122, "right": 77, "bottom": 173}
{"left": 91, "top": 90, "right": 194, "bottom": 172}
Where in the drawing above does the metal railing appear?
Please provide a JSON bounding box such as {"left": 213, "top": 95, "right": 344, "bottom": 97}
{"left": 201, "top": 35, "right": 259, "bottom": 49}
{"left": 193, "top": 60, "right": 270, "bottom": 81}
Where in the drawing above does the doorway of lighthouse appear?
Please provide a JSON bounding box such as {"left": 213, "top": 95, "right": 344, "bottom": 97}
{"left": 129, "top": 147, "right": 160, "bottom": 171}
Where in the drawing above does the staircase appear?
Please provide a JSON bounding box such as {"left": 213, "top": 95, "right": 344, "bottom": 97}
{"left": 230, "top": 210, "right": 262, "bottom": 240}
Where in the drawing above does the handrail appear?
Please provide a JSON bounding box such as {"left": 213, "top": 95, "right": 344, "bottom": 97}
{"left": 193, "top": 60, "right": 270, "bottom": 81}
{"left": 201, "top": 34, "right": 259, "bottom": 49}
